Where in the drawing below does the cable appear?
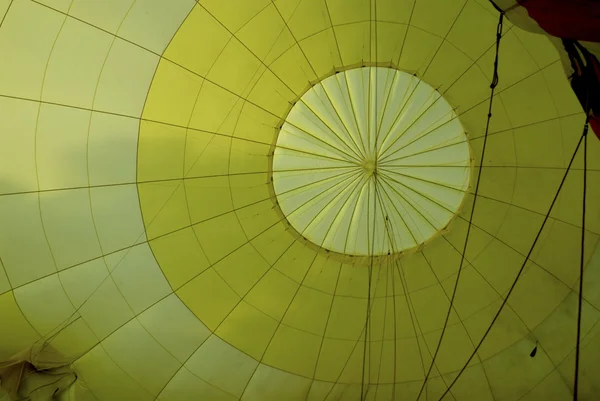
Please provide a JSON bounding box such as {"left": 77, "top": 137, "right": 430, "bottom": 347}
{"left": 574, "top": 114, "right": 590, "bottom": 400}
{"left": 436, "top": 120, "right": 588, "bottom": 400}
{"left": 361, "top": 177, "right": 378, "bottom": 401}
{"left": 414, "top": 10, "right": 505, "bottom": 401}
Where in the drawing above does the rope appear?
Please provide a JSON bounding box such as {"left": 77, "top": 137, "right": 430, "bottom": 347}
{"left": 436, "top": 119, "right": 589, "bottom": 401}
{"left": 573, "top": 113, "right": 590, "bottom": 400}
{"left": 414, "top": 11, "right": 505, "bottom": 401}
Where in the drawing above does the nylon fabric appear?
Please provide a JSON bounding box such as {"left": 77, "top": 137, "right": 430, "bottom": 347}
{"left": 1, "top": 0, "right": 600, "bottom": 400}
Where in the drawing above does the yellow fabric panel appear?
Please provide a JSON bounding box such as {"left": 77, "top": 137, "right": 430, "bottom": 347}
{"left": 184, "top": 132, "right": 232, "bottom": 177}
{"left": 213, "top": 244, "right": 270, "bottom": 297}
{"left": 242, "top": 364, "right": 312, "bottom": 401}
{"left": 149, "top": 227, "right": 210, "bottom": 290}
{"left": 185, "top": 335, "right": 257, "bottom": 398}
{"left": 534, "top": 221, "right": 598, "bottom": 286}
{"left": 273, "top": 241, "right": 317, "bottom": 282}
{"left": 207, "top": 39, "right": 263, "bottom": 97}
{"left": 59, "top": 259, "right": 108, "bottom": 308}
{"left": 0, "top": 194, "right": 55, "bottom": 287}
{"left": 442, "top": 266, "right": 501, "bottom": 320}
{"left": 0, "top": 0, "right": 63, "bottom": 99}
{"left": 69, "top": 0, "right": 135, "bottom": 34}
{"left": 94, "top": 38, "right": 160, "bottom": 116}
{"left": 137, "top": 181, "right": 190, "bottom": 240}
{"left": 13, "top": 274, "right": 75, "bottom": 335}
{"left": 0, "top": 260, "right": 9, "bottom": 295}
{"left": 397, "top": 27, "right": 441, "bottom": 74}
{"left": 235, "top": 4, "right": 290, "bottom": 63}
{"left": 0, "top": 98, "right": 39, "bottom": 195}
{"left": 424, "top": 324, "right": 477, "bottom": 375}
{"left": 229, "top": 140, "right": 271, "bottom": 174}
{"left": 313, "top": 337, "right": 357, "bottom": 382}
{"left": 193, "top": 212, "right": 248, "bottom": 263}
{"left": 247, "top": 69, "right": 297, "bottom": 115}
{"left": 116, "top": 0, "right": 195, "bottom": 54}
{"left": 87, "top": 113, "right": 139, "bottom": 186}
{"left": 245, "top": 268, "right": 299, "bottom": 321}
{"left": 0, "top": 291, "right": 40, "bottom": 360}
{"left": 36, "top": 105, "right": 89, "bottom": 189}
{"left": 184, "top": 177, "right": 233, "bottom": 224}
{"left": 90, "top": 185, "right": 145, "bottom": 254}
{"left": 137, "top": 294, "right": 211, "bottom": 363}
{"left": 397, "top": 336, "right": 433, "bottom": 382}
{"left": 164, "top": 6, "right": 231, "bottom": 77}
{"left": 158, "top": 366, "right": 237, "bottom": 401}
{"left": 400, "top": 254, "right": 435, "bottom": 293}
{"left": 443, "top": 221, "right": 493, "bottom": 264}
{"left": 270, "top": 45, "right": 318, "bottom": 95}
{"left": 3, "top": 0, "right": 600, "bottom": 400}
{"left": 302, "top": 255, "right": 342, "bottom": 294}
{"left": 250, "top": 224, "right": 297, "bottom": 264}
{"left": 78, "top": 279, "right": 135, "bottom": 340}
{"left": 199, "top": 0, "right": 270, "bottom": 33}
{"left": 463, "top": 301, "right": 529, "bottom": 361}
{"left": 286, "top": 0, "right": 330, "bottom": 40}
{"left": 230, "top": 173, "right": 272, "bottom": 208}
{"left": 299, "top": 30, "right": 343, "bottom": 77}
{"left": 325, "top": 295, "right": 367, "bottom": 340}
{"left": 282, "top": 285, "right": 332, "bottom": 335}
{"left": 40, "top": 190, "right": 101, "bottom": 269}
{"left": 410, "top": 284, "right": 460, "bottom": 333}
{"left": 447, "top": 365, "right": 495, "bottom": 401}
{"left": 483, "top": 337, "right": 556, "bottom": 400}
{"left": 73, "top": 345, "right": 154, "bottom": 401}
{"left": 189, "top": 81, "right": 242, "bottom": 134}
{"left": 519, "top": 370, "right": 573, "bottom": 401}
{"left": 137, "top": 122, "right": 186, "bottom": 182}
{"left": 108, "top": 244, "right": 171, "bottom": 313}
{"left": 142, "top": 60, "right": 204, "bottom": 127}
{"left": 236, "top": 201, "right": 281, "bottom": 239}
{"left": 177, "top": 268, "right": 240, "bottom": 331}
{"left": 534, "top": 292, "right": 600, "bottom": 366}
{"left": 334, "top": 23, "right": 370, "bottom": 66}
{"left": 49, "top": 316, "right": 99, "bottom": 361}
{"left": 216, "top": 301, "right": 278, "bottom": 359}
{"left": 42, "top": 18, "right": 112, "bottom": 108}
{"left": 101, "top": 320, "right": 181, "bottom": 397}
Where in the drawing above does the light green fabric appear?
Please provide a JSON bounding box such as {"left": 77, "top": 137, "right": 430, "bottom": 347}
{"left": 0, "top": 0, "right": 599, "bottom": 400}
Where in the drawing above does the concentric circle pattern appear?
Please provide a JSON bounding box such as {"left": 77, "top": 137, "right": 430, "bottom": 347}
{"left": 1, "top": 1, "right": 600, "bottom": 401}
{"left": 273, "top": 67, "right": 471, "bottom": 256}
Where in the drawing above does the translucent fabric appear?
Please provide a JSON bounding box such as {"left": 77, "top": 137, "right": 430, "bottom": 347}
{"left": 0, "top": 0, "right": 599, "bottom": 400}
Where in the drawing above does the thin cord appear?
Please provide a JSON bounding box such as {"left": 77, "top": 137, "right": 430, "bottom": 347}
{"left": 414, "top": 11, "right": 505, "bottom": 401}
{"left": 436, "top": 122, "right": 588, "bottom": 400}
{"left": 361, "top": 177, "right": 378, "bottom": 401}
{"left": 574, "top": 115, "right": 590, "bottom": 400}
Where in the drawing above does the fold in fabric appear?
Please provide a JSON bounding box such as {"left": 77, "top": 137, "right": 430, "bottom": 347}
{"left": 0, "top": 347, "right": 76, "bottom": 401}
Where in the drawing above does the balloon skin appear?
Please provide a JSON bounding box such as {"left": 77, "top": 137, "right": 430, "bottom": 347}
{"left": 495, "top": 0, "right": 600, "bottom": 138}
{"left": 1, "top": 1, "right": 600, "bottom": 400}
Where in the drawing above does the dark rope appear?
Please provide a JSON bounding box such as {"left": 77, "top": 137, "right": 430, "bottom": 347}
{"left": 361, "top": 179, "right": 378, "bottom": 401}
{"left": 574, "top": 114, "right": 590, "bottom": 400}
{"left": 488, "top": 0, "right": 504, "bottom": 15}
{"left": 436, "top": 123, "right": 588, "bottom": 400}
{"left": 414, "top": 11, "right": 505, "bottom": 401}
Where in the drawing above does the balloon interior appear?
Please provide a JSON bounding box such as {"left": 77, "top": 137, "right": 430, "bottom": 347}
{"left": 0, "top": 1, "right": 599, "bottom": 400}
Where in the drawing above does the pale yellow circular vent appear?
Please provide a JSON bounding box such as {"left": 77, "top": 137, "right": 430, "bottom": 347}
{"left": 273, "top": 67, "right": 472, "bottom": 256}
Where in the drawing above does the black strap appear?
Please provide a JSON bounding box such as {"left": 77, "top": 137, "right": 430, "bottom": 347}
{"left": 562, "top": 39, "right": 600, "bottom": 120}
{"left": 488, "top": 0, "right": 504, "bottom": 14}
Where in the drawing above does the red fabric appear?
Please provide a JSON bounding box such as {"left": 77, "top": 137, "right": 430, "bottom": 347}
{"left": 591, "top": 118, "right": 600, "bottom": 140}
{"left": 592, "top": 55, "right": 600, "bottom": 140}
{"left": 518, "top": 0, "right": 600, "bottom": 42}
